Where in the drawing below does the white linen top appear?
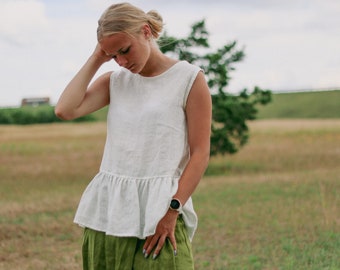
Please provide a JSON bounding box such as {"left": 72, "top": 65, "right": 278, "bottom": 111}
{"left": 74, "top": 61, "right": 202, "bottom": 241}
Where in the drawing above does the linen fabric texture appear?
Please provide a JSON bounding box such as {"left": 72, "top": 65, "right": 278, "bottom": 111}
{"left": 82, "top": 216, "right": 194, "bottom": 270}
{"left": 74, "top": 61, "right": 202, "bottom": 241}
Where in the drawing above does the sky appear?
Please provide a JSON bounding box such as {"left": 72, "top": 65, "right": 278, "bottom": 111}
{"left": 0, "top": 0, "right": 339, "bottom": 107}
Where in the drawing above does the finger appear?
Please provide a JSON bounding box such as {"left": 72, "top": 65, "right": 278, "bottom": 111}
{"left": 168, "top": 233, "right": 177, "bottom": 256}
{"left": 144, "top": 235, "right": 159, "bottom": 258}
{"left": 152, "top": 235, "right": 166, "bottom": 259}
{"left": 143, "top": 236, "right": 152, "bottom": 254}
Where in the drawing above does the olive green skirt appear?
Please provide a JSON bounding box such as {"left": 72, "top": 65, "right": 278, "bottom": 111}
{"left": 82, "top": 216, "right": 194, "bottom": 270}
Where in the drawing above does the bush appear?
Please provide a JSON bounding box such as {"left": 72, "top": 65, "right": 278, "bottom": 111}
{"left": 0, "top": 106, "right": 96, "bottom": 125}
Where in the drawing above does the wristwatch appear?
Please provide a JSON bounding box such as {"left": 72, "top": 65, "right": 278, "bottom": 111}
{"left": 169, "top": 198, "right": 182, "bottom": 212}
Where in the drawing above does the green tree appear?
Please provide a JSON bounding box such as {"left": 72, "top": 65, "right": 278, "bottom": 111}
{"left": 159, "top": 20, "right": 272, "bottom": 156}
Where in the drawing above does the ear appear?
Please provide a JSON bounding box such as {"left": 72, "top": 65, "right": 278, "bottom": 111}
{"left": 141, "top": 24, "right": 152, "bottom": 39}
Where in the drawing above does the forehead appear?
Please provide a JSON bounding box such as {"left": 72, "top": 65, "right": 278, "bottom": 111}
{"left": 99, "top": 33, "right": 134, "bottom": 54}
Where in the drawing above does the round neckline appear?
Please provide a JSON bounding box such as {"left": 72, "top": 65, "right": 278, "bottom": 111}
{"left": 136, "top": 61, "right": 183, "bottom": 80}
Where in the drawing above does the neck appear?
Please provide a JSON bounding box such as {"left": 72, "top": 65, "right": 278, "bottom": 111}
{"left": 139, "top": 44, "right": 177, "bottom": 77}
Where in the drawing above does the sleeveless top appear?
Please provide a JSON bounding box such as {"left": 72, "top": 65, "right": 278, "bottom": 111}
{"left": 74, "top": 61, "right": 202, "bottom": 241}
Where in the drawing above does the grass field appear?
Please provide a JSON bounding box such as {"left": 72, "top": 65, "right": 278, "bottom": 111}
{"left": 0, "top": 120, "right": 339, "bottom": 269}
{"left": 256, "top": 90, "right": 340, "bottom": 119}
{"left": 89, "top": 90, "right": 340, "bottom": 122}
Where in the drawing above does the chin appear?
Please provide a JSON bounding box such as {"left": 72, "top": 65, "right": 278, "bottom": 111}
{"left": 126, "top": 65, "right": 140, "bottom": 74}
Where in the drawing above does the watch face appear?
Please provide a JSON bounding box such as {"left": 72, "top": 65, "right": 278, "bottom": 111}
{"left": 170, "top": 199, "right": 180, "bottom": 209}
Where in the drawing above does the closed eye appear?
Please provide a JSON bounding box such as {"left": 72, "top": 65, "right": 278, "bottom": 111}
{"left": 111, "top": 47, "right": 130, "bottom": 59}
{"left": 119, "top": 47, "right": 130, "bottom": 55}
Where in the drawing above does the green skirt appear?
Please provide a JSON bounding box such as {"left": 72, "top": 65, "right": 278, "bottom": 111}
{"left": 82, "top": 216, "right": 194, "bottom": 270}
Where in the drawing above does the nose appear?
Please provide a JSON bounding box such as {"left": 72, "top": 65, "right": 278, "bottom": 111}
{"left": 115, "top": 55, "right": 128, "bottom": 67}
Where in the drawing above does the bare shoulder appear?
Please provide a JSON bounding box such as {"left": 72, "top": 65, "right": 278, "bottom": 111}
{"left": 186, "top": 70, "right": 211, "bottom": 150}
{"left": 84, "top": 71, "right": 114, "bottom": 109}
{"left": 88, "top": 71, "right": 113, "bottom": 93}
{"left": 188, "top": 71, "right": 211, "bottom": 103}
{"left": 101, "top": 71, "right": 113, "bottom": 79}
{"left": 186, "top": 70, "right": 212, "bottom": 124}
{"left": 93, "top": 71, "right": 113, "bottom": 86}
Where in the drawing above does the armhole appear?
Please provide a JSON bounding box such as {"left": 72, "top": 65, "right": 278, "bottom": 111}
{"left": 109, "top": 70, "right": 116, "bottom": 89}
{"left": 109, "top": 70, "right": 122, "bottom": 98}
{"left": 183, "top": 68, "right": 204, "bottom": 108}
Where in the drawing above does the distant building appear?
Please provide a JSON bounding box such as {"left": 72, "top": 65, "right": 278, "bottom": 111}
{"left": 21, "top": 97, "right": 50, "bottom": 107}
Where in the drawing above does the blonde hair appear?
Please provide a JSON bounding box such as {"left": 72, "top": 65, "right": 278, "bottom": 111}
{"left": 97, "top": 2, "right": 164, "bottom": 40}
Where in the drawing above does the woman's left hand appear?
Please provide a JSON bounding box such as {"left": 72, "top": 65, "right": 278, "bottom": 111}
{"left": 143, "top": 209, "right": 179, "bottom": 259}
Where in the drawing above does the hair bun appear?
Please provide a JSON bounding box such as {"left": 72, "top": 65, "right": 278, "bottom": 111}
{"left": 147, "top": 10, "right": 163, "bottom": 24}
{"left": 146, "top": 10, "right": 163, "bottom": 39}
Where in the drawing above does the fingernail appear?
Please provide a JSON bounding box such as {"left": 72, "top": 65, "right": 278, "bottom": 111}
{"left": 174, "top": 249, "right": 177, "bottom": 256}
{"left": 142, "top": 249, "right": 146, "bottom": 255}
{"left": 152, "top": 253, "right": 158, "bottom": 260}
{"left": 144, "top": 253, "right": 148, "bottom": 258}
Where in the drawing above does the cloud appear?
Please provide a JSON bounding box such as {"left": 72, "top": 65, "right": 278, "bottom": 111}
{"left": 0, "top": 0, "right": 98, "bottom": 106}
{"left": 0, "top": 0, "right": 49, "bottom": 46}
{"left": 1, "top": 0, "right": 340, "bottom": 107}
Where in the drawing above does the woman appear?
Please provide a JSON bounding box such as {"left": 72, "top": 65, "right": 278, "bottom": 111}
{"left": 55, "top": 2, "right": 211, "bottom": 269}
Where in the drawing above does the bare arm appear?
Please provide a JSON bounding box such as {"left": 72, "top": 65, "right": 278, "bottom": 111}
{"left": 55, "top": 44, "right": 112, "bottom": 120}
{"left": 172, "top": 71, "right": 212, "bottom": 205}
{"left": 143, "top": 71, "right": 212, "bottom": 258}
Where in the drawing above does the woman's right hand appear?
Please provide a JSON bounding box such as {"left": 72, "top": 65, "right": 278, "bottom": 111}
{"left": 92, "top": 43, "right": 113, "bottom": 64}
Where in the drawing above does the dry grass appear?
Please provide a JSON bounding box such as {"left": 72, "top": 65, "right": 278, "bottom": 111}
{"left": 194, "top": 119, "right": 340, "bottom": 269}
{"left": 0, "top": 120, "right": 339, "bottom": 269}
{"left": 0, "top": 123, "right": 105, "bottom": 270}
